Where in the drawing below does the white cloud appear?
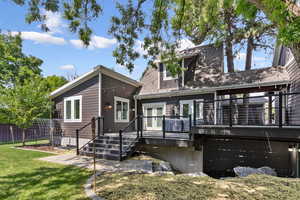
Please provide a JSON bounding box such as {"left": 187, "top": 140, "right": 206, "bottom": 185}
{"left": 70, "top": 35, "right": 117, "bottom": 50}
{"left": 11, "top": 31, "right": 66, "bottom": 45}
{"left": 134, "top": 40, "right": 147, "bottom": 56}
{"left": 43, "top": 10, "right": 65, "bottom": 34}
{"left": 59, "top": 64, "right": 75, "bottom": 70}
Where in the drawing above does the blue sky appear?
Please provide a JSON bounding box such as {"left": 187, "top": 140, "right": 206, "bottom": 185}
{"left": 0, "top": 1, "right": 274, "bottom": 80}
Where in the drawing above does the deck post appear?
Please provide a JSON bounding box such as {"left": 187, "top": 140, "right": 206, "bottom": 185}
{"left": 140, "top": 116, "right": 143, "bottom": 138}
{"left": 163, "top": 115, "right": 166, "bottom": 139}
{"left": 136, "top": 115, "right": 140, "bottom": 138}
{"left": 189, "top": 114, "right": 192, "bottom": 140}
{"left": 97, "top": 117, "right": 101, "bottom": 137}
{"left": 193, "top": 100, "right": 196, "bottom": 126}
{"left": 119, "top": 130, "right": 123, "bottom": 161}
{"left": 76, "top": 129, "right": 79, "bottom": 155}
{"left": 229, "top": 98, "right": 233, "bottom": 127}
{"left": 279, "top": 92, "right": 283, "bottom": 128}
{"left": 268, "top": 93, "right": 273, "bottom": 125}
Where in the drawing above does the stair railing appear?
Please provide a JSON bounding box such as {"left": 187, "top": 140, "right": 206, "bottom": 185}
{"left": 76, "top": 116, "right": 104, "bottom": 155}
{"left": 118, "top": 115, "right": 141, "bottom": 161}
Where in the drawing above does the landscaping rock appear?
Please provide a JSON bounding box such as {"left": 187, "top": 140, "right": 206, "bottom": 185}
{"left": 159, "top": 161, "right": 173, "bottom": 172}
{"left": 234, "top": 166, "right": 277, "bottom": 177}
{"left": 182, "top": 172, "right": 208, "bottom": 177}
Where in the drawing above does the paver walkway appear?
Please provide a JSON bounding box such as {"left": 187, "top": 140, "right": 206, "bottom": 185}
{"left": 39, "top": 153, "right": 153, "bottom": 173}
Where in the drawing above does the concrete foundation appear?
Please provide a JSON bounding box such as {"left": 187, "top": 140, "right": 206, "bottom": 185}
{"left": 53, "top": 136, "right": 90, "bottom": 148}
{"left": 140, "top": 144, "right": 203, "bottom": 173}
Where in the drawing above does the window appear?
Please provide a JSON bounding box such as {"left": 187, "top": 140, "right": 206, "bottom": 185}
{"left": 161, "top": 63, "right": 178, "bottom": 80}
{"left": 64, "top": 96, "right": 82, "bottom": 122}
{"left": 195, "top": 101, "right": 204, "bottom": 120}
{"left": 114, "top": 96, "right": 130, "bottom": 122}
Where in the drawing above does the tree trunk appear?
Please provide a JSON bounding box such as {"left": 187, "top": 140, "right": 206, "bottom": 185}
{"left": 224, "top": 9, "right": 238, "bottom": 123}
{"left": 22, "top": 129, "right": 26, "bottom": 146}
{"left": 10, "top": 125, "right": 14, "bottom": 144}
{"left": 242, "top": 36, "right": 254, "bottom": 124}
{"left": 224, "top": 9, "right": 235, "bottom": 73}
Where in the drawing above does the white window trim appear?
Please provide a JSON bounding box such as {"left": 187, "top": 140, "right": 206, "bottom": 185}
{"left": 142, "top": 102, "right": 166, "bottom": 116}
{"left": 163, "top": 63, "right": 178, "bottom": 81}
{"left": 179, "top": 99, "right": 204, "bottom": 119}
{"left": 114, "top": 96, "right": 130, "bottom": 123}
{"left": 64, "top": 95, "right": 82, "bottom": 122}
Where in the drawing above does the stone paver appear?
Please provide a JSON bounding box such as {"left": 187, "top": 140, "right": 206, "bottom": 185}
{"left": 38, "top": 153, "right": 153, "bottom": 173}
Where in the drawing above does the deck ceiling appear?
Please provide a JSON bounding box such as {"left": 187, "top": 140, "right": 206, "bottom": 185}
{"left": 216, "top": 84, "right": 288, "bottom": 95}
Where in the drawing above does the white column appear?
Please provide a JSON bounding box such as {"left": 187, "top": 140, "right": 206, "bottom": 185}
{"left": 98, "top": 72, "right": 102, "bottom": 117}
{"left": 214, "top": 91, "right": 217, "bottom": 125}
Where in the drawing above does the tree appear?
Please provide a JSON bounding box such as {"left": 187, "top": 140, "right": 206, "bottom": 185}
{"left": 7, "top": 0, "right": 300, "bottom": 71}
{"left": 0, "top": 70, "right": 51, "bottom": 145}
{"left": 0, "top": 33, "right": 42, "bottom": 87}
{"left": 43, "top": 75, "right": 68, "bottom": 92}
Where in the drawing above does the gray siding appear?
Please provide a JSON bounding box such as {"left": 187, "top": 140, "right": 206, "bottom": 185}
{"left": 159, "top": 63, "right": 180, "bottom": 90}
{"left": 286, "top": 60, "right": 300, "bottom": 125}
{"left": 53, "top": 75, "right": 99, "bottom": 139}
{"left": 101, "top": 74, "right": 139, "bottom": 132}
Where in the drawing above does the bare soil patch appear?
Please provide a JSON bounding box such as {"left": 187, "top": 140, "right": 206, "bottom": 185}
{"left": 20, "top": 143, "right": 73, "bottom": 154}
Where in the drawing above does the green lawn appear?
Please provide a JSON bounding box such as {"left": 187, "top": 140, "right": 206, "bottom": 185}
{"left": 0, "top": 141, "right": 91, "bottom": 200}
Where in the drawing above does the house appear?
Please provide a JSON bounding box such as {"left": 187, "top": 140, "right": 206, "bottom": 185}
{"left": 51, "top": 66, "right": 141, "bottom": 147}
{"left": 50, "top": 44, "right": 300, "bottom": 178}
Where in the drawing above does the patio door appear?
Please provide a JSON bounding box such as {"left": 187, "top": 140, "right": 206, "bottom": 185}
{"left": 143, "top": 103, "right": 165, "bottom": 130}
{"left": 180, "top": 100, "right": 204, "bottom": 120}
{"left": 180, "top": 100, "right": 194, "bottom": 118}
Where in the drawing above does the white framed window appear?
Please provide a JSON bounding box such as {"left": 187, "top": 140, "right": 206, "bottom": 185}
{"left": 161, "top": 63, "right": 178, "bottom": 81}
{"left": 114, "top": 96, "right": 130, "bottom": 123}
{"left": 64, "top": 95, "right": 82, "bottom": 122}
{"left": 179, "top": 99, "right": 204, "bottom": 120}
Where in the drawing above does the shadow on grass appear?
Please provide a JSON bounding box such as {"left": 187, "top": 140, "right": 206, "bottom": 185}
{"left": 0, "top": 165, "right": 91, "bottom": 200}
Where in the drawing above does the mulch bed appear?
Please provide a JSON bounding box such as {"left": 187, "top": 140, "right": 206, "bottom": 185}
{"left": 20, "top": 144, "right": 73, "bottom": 154}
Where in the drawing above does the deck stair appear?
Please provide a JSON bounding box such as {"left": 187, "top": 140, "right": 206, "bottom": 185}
{"left": 79, "top": 135, "right": 139, "bottom": 161}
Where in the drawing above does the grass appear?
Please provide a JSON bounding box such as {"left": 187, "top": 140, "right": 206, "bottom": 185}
{"left": 96, "top": 172, "right": 300, "bottom": 200}
{"left": 0, "top": 141, "right": 91, "bottom": 200}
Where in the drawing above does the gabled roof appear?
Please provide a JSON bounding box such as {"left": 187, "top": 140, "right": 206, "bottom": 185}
{"left": 136, "top": 66, "right": 290, "bottom": 99}
{"left": 50, "top": 65, "right": 141, "bottom": 99}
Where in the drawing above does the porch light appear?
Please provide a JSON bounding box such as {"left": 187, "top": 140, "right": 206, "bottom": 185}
{"left": 288, "top": 145, "right": 299, "bottom": 152}
{"left": 104, "top": 102, "right": 112, "bottom": 110}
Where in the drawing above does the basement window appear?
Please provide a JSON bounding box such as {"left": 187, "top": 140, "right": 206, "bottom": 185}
{"left": 64, "top": 96, "right": 82, "bottom": 122}
{"left": 114, "top": 96, "right": 130, "bottom": 123}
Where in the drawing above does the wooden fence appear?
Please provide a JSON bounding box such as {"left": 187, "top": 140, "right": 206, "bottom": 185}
{"left": 0, "top": 119, "right": 61, "bottom": 144}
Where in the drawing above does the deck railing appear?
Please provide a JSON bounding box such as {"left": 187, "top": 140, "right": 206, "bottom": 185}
{"left": 140, "top": 115, "right": 192, "bottom": 139}
{"left": 193, "top": 92, "right": 300, "bottom": 128}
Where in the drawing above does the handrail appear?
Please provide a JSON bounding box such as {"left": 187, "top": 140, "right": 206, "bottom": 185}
{"left": 120, "top": 116, "right": 139, "bottom": 132}
{"left": 118, "top": 115, "right": 141, "bottom": 161}
{"left": 78, "top": 135, "right": 98, "bottom": 152}
{"left": 76, "top": 116, "right": 103, "bottom": 155}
